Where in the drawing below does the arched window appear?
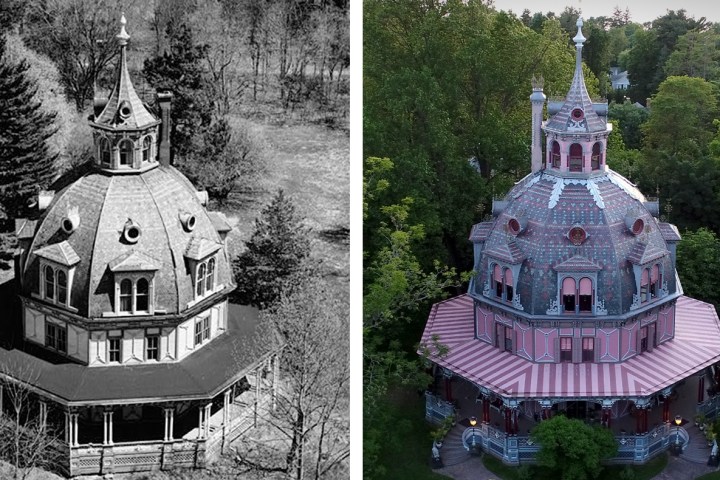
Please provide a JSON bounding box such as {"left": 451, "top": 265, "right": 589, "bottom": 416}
{"left": 562, "top": 277, "right": 576, "bottom": 312}
{"left": 120, "top": 279, "right": 133, "bottom": 312}
{"left": 119, "top": 140, "right": 134, "bottom": 166}
{"left": 44, "top": 265, "right": 55, "bottom": 300}
{"left": 197, "top": 263, "right": 206, "bottom": 297}
{"left": 493, "top": 265, "right": 503, "bottom": 297}
{"left": 640, "top": 268, "right": 649, "bottom": 302}
{"left": 57, "top": 270, "right": 67, "bottom": 304}
{"left": 504, "top": 269, "right": 513, "bottom": 302}
{"left": 100, "top": 138, "right": 111, "bottom": 166}
{"left": 591, "top": 142, "right": 602, "bottom": 170}
{"left": 579, "top": 277, "right": 592, "bottom": 312}
{"left": 142, "top": 136, "right": 152, "bottom": 163}
{"left": 205, "top": 258, "right": 215, "bottom": 293}
{"left": 551, "top": 141, "right": 561, "bottom": 168}
{"left": 136, "top": 278, "right": 149, "bottom": 311}
{"left": 569, "top": 143, "right": 583, "bottom": 172}
{"left": 650, "top": 264, "right": 660, "bottom": 298}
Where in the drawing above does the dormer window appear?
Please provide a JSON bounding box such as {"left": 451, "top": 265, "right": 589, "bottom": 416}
{"left": 560, "top": 276, "right": 595, "bottom": 313}
{"left": 195, "top": 257, "right": 216, "bottom": 299}
{"left": 119, "top": 139, "right": 133, "bottom": 166}
{"left": 34, "top": 241, "right": 80, "bottom": 311}
{"left": 184, "top": 237, "right": 223, "bottom": 304}
{"left": 108, "top": 251, "right": 160, "bottom": 316}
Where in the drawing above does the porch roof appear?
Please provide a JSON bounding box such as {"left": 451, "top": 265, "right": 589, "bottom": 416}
{"left": 419, "top": 294, "right": 720, "bottom": 399}
{"left": 0, "top": 303, "right": 280, "bottom": 406}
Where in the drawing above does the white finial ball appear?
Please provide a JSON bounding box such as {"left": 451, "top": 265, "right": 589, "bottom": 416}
{"left": 576, "top": 17, "right": 583, "bottom": 28}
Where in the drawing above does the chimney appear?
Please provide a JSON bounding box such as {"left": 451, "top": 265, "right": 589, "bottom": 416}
{"left": 530, "top": 76, "right": 546, "bottom": 173}
{"left": 157, "top": 90, "right": 173, "bottom": 166}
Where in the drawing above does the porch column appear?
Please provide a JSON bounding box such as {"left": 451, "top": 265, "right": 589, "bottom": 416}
{"left": 64, "top": 411, "right": 70, "bottom": 444}
{"left": 223, "top": 389, "right": 231, "bottom": 428}
{"left": 444, "top": 377, "right": 453, "bottom": 402}
{"left": 602, "top": 408, "right": 611, "bottom": 428}
{"left": 204, "top": 403, "right": 211, "bottom": 438}
{"left": 72, "top": 412, "right": 79, "bottom": 446}
{"left": 482, "top": 396, "right": 490, "bottom": 423}
{"left": 635, "top": 407, "right": 641, "bottom": 434}
{"left": 197, "top": 406, "right": 204, "bottom": 439}
{"left": 0, "top": 384, "right": 3, "bottom": 416}
{"left": 39, "top": 400, "right": 47, "bottom": 432}
{"left": 663, "top": 396, "right": 670, "bottom": 423}
{"left": 698, "top": 375, "right": 706, "bottom": 403}
{"left": 103, "top": 408, "right": 114, "bottom": 445}
{"left": 512, "top": 408, "right": 518, "bottom": 435}
{"left": 504, "top": 408, "right": 512, "bottom": 434}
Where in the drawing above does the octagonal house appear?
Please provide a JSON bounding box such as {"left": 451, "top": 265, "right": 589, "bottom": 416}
{"left": 420, "top": 19, "right": 720, "bottom": 464}
{"left": 4, "top": 16, "right": 280, "bottom": 477}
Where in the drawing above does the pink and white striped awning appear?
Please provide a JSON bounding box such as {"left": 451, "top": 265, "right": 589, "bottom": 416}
{"left": 419, "top": 295, "right": 720, "bottom": 398}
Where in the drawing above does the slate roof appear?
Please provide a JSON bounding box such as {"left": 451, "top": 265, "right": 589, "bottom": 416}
{"left": 92, "top": 17, "right": 158, "bottom": 130}
{"left": 208, "top": 211, "right": 233, "bottom": 234}
{"left": 627, "top": 242, "right": 669, "bottom": 266}
{"left": 15, "top": 218, "right": 37, "bottom": 240}
{"left": 22, "top": 166, "right": 235, "bottom": 317}
{"left": 658, "top": 222, "right": 682, "bottom": 242}
{"left": 185, "top": 237, "right": 223, "bottom": 261}
{"left": 0, "top": 303, "right": 280, "bottom": 405}
{"left": 474, "top": 171, "right": 678, "bottom": 316}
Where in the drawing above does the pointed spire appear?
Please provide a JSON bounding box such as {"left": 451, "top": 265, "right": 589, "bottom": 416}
{"left": 92, "top": 14, "right": 158, "bottom": 129}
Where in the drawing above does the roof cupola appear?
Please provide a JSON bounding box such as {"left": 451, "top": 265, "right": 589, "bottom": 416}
{"left": 541, "top": 17, "right": 613, "bottom": 176}
{"left": 89, "top": 14, "right": 160, "bottom": 173}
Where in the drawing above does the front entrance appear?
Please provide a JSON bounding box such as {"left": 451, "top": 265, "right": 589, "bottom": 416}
{"left": 553, "top": 401, "right": 600, "bottom": 423}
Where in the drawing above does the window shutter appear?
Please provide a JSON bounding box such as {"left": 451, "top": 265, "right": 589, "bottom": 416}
{"left": 553, "top": 337, "right": 560, "bottom": 363}
{"left": 572, "top": 337, "right": 581, "bottom": 363}
{"left": 635, "top": 326, "right": 642, "bottom": 354}
{"left": 512, "top": 330, "right": 518, "bottom": 354}
{"left": 594, "top": 337, "right": 601, "bottom": 362}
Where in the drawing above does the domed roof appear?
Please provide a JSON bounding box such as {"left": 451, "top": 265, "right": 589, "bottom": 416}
{"left": 21, "top": 165, "right": 233, "bottom": 318}
{"left": 472, "top": 169, "right": 679, "bottom": 317}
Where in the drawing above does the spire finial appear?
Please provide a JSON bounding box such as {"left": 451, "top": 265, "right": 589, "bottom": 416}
{"left": 573, "top": 17, "right": 585, "bottom": 46}
{"left": 531, "top": 75, "right": 544, "bottom": 91}
{"left": 117, "top": 13, "right": 130, "bottom": 45}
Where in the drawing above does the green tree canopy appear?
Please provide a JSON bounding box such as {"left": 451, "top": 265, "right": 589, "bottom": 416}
{"left": 677, "top": 228, "right": 720, "bottom": 310}
{"left": 531, "top": 415, "right": 618, "bottom": 480}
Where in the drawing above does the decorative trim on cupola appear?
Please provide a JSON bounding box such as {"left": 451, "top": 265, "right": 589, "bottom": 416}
{"left": 552, "top": 254, "right": 601, "bottom": 272}
{"left": 625, "top": 212, "right": 645, "bottom": 235}
{"left": 484, "top": 241, "right": 525, "bottom": 264}
{"left": 627, "top": 242, "right": 668, "bottom": 266}
{"left": 507, "top": 215, "right": 527, "bottom": 236}
{"left": 122, "top": 219, "right": 142, "bottom": 244}
{"left": 566, "top": 225, "right": 588, "bottom": 246}
{"left": 185, "top": 237, "right": 222, "bottom": 261}
{"left": 179, "top": 210, "right": 197, "bottom": 232}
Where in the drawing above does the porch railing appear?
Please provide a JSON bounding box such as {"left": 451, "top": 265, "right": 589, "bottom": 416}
{"left": 459, "top": 422, "right": 671, "bottom": 465}
{"left": 425, "top": 391, "right": 456, "bottom": 425}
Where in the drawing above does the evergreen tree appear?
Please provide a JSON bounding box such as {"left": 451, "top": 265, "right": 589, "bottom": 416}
{"left": 0, "top": 35, "right": 57, "bottom": 219}
{"left": 232, "top": 189, "right": 311, "bottom": 308}
{"left": 143, "top": 21, "right": 214, "bottom": 160}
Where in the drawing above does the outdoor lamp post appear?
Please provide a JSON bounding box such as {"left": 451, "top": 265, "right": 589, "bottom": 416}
{"left": 470, "top": 416, "right": 477, "bottom": 448}
{"left": 675, "top": 414, "right": 682, "bottom": 452}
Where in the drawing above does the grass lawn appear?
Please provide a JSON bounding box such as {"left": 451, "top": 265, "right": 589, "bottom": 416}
{"left": 696, "top": 472, "right": 720, "bottom": 480}
{"left": 482, "top": 450, "right": 668, "bottom": 480}
{"left": 376, "top": 388, "right": 449, "bottom": 480}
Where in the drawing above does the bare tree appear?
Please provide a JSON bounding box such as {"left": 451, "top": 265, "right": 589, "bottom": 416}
{"left": 233, "top": 268, "right": 349, "bottom": 479}
{"left": 0, "top": 362, "right": 64, "bottom": 480}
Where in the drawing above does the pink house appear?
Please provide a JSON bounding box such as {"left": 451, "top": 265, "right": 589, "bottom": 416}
{"left": 420, "top": 18, "right": 720, "bottom": 464}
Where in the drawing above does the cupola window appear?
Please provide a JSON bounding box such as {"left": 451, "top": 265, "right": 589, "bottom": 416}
{"left": 45, "top": 265, "right": 55, "bottom": 301}
{"left": 119, "top": 279, "right": 133, "bottom": 312}
{"left": 551, "top": 141, "right": 561, "bottom": 168}
{"left": 582, "top": 337, "right": 595, "bottom": 362}
{"left": 100, "top": 138, "right": 111, "bottom": 166}
{"left": 650, "top": 264, "right": 661, "bottom": 298}
{"left": 57, "top": 270, "right": 68, "bottom": 304}
{"left": 142, "top": 136, "right": 152, "bottom": 163}
{"left": 119, "top": 139, "right": 134, "bottom": 166}
{"left": 561, "top": 276, "right": 595, "bottom": 313}
{"left": 504, "top": 269, "right": 513, "bottom": 302}
{"left": 569, "top": 143, "right": 583, "bottom": 172}
{"left": 116, "top": 276, "right": 154, "bottom": 314}
{"left": 579, "top": 278, "right": 592, "bottom": 312}
{"left": 591, "top": 142, "right": 602, "bottom": 170}
{"left": 494, "top": 265, "right": 503, "bottom": 297}
{"left": 562, "top": 277, "right": 576, "bottom": 312}
{"left": 196, "top": 257, "right": 216, "bottom": 298}
{"left": 136, "top": 278, "right": 149, "bottom": 311}
{"left": 560, "top": 337, "right": 572, "bottom": 362}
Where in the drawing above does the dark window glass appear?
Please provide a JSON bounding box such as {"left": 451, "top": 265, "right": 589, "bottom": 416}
{"left": 560, "top": 337, "right": 572, "bottom": 362}
{"left": 120, "top": 279, "right": 132, "bottom": 312}
{"left": 57, "top": 270, "right": 67, "bottom": 304}
{"left": 582, "top": 337, "right": 594, "bottom": 362}
{"left": 136, "top": 278, "right": 149, "bottom": 311}
{"left": 109, "top": 338, "right": 121, "bottom": 362}
{"left": 146, "top": 336, "right": 159, "bottom": 360}
{"left": 45, "top": 265, "right": 55, "bottom": 300}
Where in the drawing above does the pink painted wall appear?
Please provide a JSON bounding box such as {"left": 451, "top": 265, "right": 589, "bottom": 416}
{"left": 620, "top": 322, "right": 638, "bottom": 360}
{"left": 475, "top": 305, "right": 493, "bottom": 344}
{"left": 597, "top": 328, "right": 620, "bottom": 362}
{"left": 534, "top": 328, "right": 558, "bottom": 362}
{"left": 657, "top": 304, "right": 675, "bottom": 343}
{"left": 515, "top": 323, "right": 533, "bottom": 360}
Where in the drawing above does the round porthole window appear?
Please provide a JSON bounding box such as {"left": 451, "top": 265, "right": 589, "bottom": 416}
{"left": 123, "top": 220, "right": 142, "bottom": 244}
{"left": 508, "top": 218, "right": 521, "bottom": 235}
{"left": 61, "top": 218, "right": 75, "bottom": 234}
{"left": 568, "top": 226, "right": 587, "bottom": 245}
{"left": 179, "top": 211, "right": 196, "bottom": 232}
{"left": 631, "top": 218, "right": 644, "bottom": 235}
{"left": 571, "top": 108, "right": 584, "bottom": 121}
{"left": 118, "top": 100, "right": 132, "bottom": 119}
